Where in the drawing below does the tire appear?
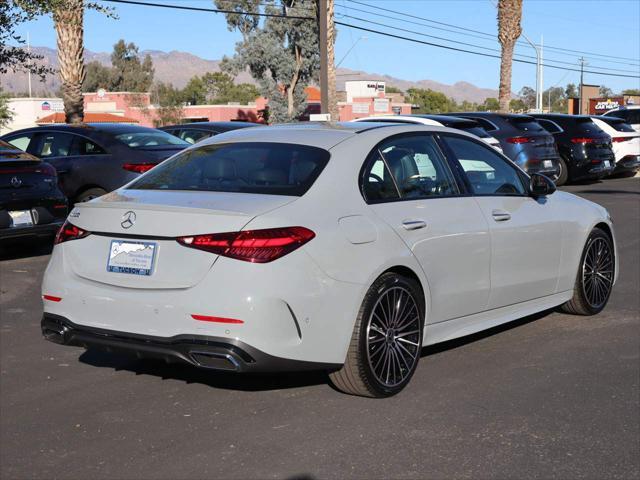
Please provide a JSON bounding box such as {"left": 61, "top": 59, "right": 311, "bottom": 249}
{"left": 329, "top": 272, "right": 424, "bottom": 398}
{"left": 555, "top": 157, "right": 569, "bottom": 186}
{"left": 560, "top": 227, "right": 614, "bottom": 316}
{"left": 75, "top": 187, "right": 107, "bottom": 204}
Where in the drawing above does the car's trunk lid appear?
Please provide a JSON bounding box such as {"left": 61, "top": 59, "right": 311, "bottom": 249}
{"left": 63, "top": 190, "right": 297, "bottom": 289}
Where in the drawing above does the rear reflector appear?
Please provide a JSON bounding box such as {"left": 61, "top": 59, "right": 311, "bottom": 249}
{"left": 612, "top": 137, "right": 631, "bottom": 143}
{"left": 177, "top": 226, "right": 315, "bottom": 263}
{"left": 54, "top": 221, "right": 90, "bottom": 245}
{"left": 191, "top": 314, "right": 244, "bottom": 324}
{"left": 122, "top": 163, "right": 157, "bottom": 173}
{"left": 571, "top": 137, "right": 596, "bottom": 144}
{"left": 43, "top": 295, "right": 62, "bottom": 302}
{"left": 507, "top": 137, "right": 535, "bottom": 144}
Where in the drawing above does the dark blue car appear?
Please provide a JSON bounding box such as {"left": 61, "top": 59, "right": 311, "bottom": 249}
{"left": 1, "top": 124, "right": 189, "bottom": 203}
{"left": 447, "top": 112, "right": 562, "bottom": 184}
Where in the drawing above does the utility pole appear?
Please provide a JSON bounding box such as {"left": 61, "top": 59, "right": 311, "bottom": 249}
{"left": 539, "top": 35, "right": 543, "bottom": 111}
{"left": 578, "top": 56, "right": 586, "bottom": 114}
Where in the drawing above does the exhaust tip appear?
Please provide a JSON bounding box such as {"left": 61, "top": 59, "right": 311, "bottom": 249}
{"left": 190, "top": 351, "right": 240, "bottom": 371}
{"left": 42, "top": 325, "right": 68, "bottom": 344}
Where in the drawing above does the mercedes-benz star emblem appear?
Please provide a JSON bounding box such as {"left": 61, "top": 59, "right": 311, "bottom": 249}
{"left": 10, "top": 176, "right": 22, "bottom": 188}
{"left": 121, "top": 211, "right": 136, "bottom": 229}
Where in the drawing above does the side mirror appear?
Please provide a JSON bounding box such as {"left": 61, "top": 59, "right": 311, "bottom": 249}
{"left": 529, "top": 173, "right": 556, "bottom": 197}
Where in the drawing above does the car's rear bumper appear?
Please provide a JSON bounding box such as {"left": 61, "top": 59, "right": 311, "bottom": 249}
{"left": 42, "top": 313, "right": 341, "bottom": 373}
{"left": 613, "top": 155, "right": 640, "bottom": 172}
{"left": 0, "top": 219, "right": 63, "bottom": 240}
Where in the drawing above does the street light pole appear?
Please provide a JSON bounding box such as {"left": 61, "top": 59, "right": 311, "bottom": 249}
{"left": 521, "top": 31, "right": 540, "bottom": 111}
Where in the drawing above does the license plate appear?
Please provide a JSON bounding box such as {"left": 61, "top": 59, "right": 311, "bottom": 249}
{"left": 9, "top": 210, "right": 33, "bottom": 228}
{"left": 604, "top": 160, "right": 611, "bottom": 169}
{"left": 543, "top": 160, "right": 553, "bottom": 168}
{"left": 107, "top": 240, "right": 156, "bottom": 276}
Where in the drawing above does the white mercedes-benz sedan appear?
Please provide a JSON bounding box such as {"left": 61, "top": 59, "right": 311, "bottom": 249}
{"left": 41, "top": 122, "right": 617, "bottom": 397}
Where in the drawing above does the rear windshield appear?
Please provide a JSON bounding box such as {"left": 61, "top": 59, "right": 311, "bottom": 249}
{"left": 598, "top": 117, "right": 635, "bottom": 132}
{"left": 456, "top": 125, "right": 490, "bottom": 138}
{"left": 129, "top": 142, "right": 330, "bottom": 196}
{"left": 573, "top": 118, "right": 606, "bottom": 135}
{"left": 115, "top": 131, "right": 189, "bottom": 149}
{"left": 506, "top": 117, "right": 545, "bottom": 133}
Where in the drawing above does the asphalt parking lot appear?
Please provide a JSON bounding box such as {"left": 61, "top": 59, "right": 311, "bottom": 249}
{"left": 1, "top": 176, "right": 638, "bottom": 480}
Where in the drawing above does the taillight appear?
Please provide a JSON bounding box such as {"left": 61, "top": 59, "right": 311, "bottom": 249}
{"left": 54, "top": 220, "right": 90, "bottom": 245}
{"left": 177, "top": 226, "right": 315, "bottom": 263}
{"left": 506, "top": 137, "right": 535, "bottom": 144}
{"left": 38, "top": 163, "right": 58, "bottom": 176}
{"left": 122, "top": 163, "right": 157, "bottom": 173}
{"left": 612, "top": 137, "right": 631, "bottom": 143}
{"left": 571, "top": 137, "right": 596, "bottom": 144}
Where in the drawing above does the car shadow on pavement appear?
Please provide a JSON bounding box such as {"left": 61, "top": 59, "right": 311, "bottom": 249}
{"left": 78, "top": 349, "right": 330, "bottom": 392}
{"left": 573, "top": 189, "right": 640, "bottom": 196}
{"left": 0, "top": 238, "right": 53, "bottom": 261}
{"left": 77, "top": 309, "right": 555, "bottom": 393}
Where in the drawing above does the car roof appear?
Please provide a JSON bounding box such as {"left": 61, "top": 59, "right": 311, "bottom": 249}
{"left": 160, "top": 121, "right": 259, "bottom": 131}
{"left": 532, "top": 114, "right": 593, "bottom": 122}
{"left": 449, "top": 112, "right": 536, "bottom": 120}
{"left": 415, "top": 114, "right": 479, "bottom": 125}
{"left": 195, "top": 121, "right": 476, "bottom": 150}
{"left": 3, "top": 123, "right": 163, "bottom": 136}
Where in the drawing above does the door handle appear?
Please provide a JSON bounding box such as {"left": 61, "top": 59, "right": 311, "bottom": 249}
{"left": 492, "top": 210, "right": 511, "bottom": 222}
{"left": 402, "top": 220, "right": 427, "bottom": 230}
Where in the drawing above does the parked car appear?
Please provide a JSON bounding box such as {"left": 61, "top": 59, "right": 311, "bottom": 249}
{"left": 602, "top": 105, "right": 640, "bottom": 133}
{"left": 41, "top": 122, "right": 616, "bottom": 397}
{"left": 1, "top": 124, "right": 189, "bottom": 203}
{"left": 0, "top": 140, "right": 67, "bottom": 241}
{"left": 159, "top": 121, "right": 259, "bottom": 144}
{"left": 352, "top": 114, "right": 503, "bottom": 152}
{"left": 531, "top": 114, "right": 615, "bottom": 185}
{"left": 590, "top": 116, "right": 640, "bottom": 176}
{"left": 446, "top": 112, "right": 562, "bottom": 183}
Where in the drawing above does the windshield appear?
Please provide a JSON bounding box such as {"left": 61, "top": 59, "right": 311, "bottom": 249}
{"left": 129, "top": 142, "right": 330, "bottom": 196}
{"left": 115, "top": 131, "right": 189, "bottom": 149}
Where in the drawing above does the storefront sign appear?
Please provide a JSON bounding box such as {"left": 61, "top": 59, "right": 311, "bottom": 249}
{"left": 594, "top": 99, "right": 620, "bottom": 111}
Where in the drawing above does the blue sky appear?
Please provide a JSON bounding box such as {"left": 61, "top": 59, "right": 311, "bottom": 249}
{"left": 14, "top": 0, "right": 640, "bottom": 95}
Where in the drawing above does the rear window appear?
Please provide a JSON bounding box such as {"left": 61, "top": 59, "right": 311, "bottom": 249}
{"left": 456, "top": 125, "right": 490, "bottom": 138}
{"left": 573, "top": 118, "right": 606, "bottom": 135}
{"left": 129, "top": 142, "right": 330, "bottom": 196}
{"left": 599, "top": 118, "right": 635, "bottom": 132}
{"left": 506, "top": 117, "right": 545, "bottom": 133}
{"left": 115, "top": 131, "right": 189, "bottom": 149}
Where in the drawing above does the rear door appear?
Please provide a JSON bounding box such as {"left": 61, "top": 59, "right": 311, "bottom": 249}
{"left": 441, "top": 134, "right": 562, "bottom": 308}
{"left": 29, "top": 131, "right": 78, "bottom": 197}
{"left": 362, "top": 133, "right": 491, "bottom": 324}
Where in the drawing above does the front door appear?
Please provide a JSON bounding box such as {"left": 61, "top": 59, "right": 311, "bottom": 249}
{"left": 362, "top": 133, "right": 491, "bottom": 324}
{"left": 441, "top": 134, "right": 562, "bottom": 309}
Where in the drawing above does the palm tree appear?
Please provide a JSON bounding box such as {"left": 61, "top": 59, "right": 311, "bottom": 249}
{"left": 53, "top": 0, "right": 85, "bottom": 123}
{"left": 326, "top": 0, "right": 338, "bottom": 120}
{"left": 497, "top": 0, "right": 523, "bottom": 113}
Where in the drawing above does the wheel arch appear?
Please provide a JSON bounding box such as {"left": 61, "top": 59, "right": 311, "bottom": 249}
{"left": 381, "top": 265, "right": 427, "bottom": 315}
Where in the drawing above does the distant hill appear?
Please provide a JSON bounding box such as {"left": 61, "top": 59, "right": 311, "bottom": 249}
{"left": 1, "top": 46, "right": 498, "bottom": 103}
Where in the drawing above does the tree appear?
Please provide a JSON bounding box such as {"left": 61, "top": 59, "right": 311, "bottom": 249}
{"left": 518, "top": 86, "right": 536, "bottom": 110}
{"left": 183, "top": 72, "right": 259, "bottom": 105}
{"left": 542, "top": 86, "right": 566, "bottom": 112}
{"left": 565, "top": 83, "right": 578, "bottom": 98}
{"left": 386, "top": 86, "right": 403, "bottom": 94}
{"left": 497, "top": 0, "right": 523, "bottom": 113}
{"left": 622, "top": 89, "right": 640, "bottom": 95}
{"left": 151, "top": 82, "right": 184, "bottom": 127}
{"left": 0, "top": 87, "right": 14, "bottom": 129}
{"left": 478, "top": 97, "right": 500, "bottom": 111}
{"left": 509, "top": 98, "right": 527, "bottom": 112}
{"left": 215, "top": 0, "right": 319, "bottom": 122}
{"left": 406, "top": 88, "right": 456, "bottom": 113}
{"left": 320, "top": 0, "right": 338, "bottom": 120}
{"left": 1, "top": 1, "right": 53, "bottom": 79}
{"left": 599, "top": 85, "right": 614, "bottom": 97}
{"left": 82, "top": 60, "right": 112, "bottom": 91}
{"left": 109, "top": 40, "right": 154, "bottom": 92}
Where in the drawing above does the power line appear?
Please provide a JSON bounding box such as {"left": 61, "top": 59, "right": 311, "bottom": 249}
{"left": 99, "top": 0, "right": 640, "bottom": 79}
{"left": 345, "top": 0, "right": 640, "bottom": 65}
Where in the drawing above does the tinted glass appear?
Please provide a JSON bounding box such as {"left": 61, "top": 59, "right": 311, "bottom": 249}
{"left": 5, "top": 135, "right": 32, "bottom": 151}
{"left": 443, "top": 136, "right": 526, "bottom": 196}
{"left": 115, "top": 131, "right": 189, "bottom": 149}
{"left": 130, "top": 142, "right": 329, "bottom": 196}
{"left": 537, "top": 119, "right": 562, "bottom": 133}
{"left": 76, "top": 137, "right": 106, "bottom": 155}
{"left": 506, "top": 117, "right": 545, "bottom": 133}
{"left": 35, "top": 132, "right": 75, "bottom": 157}
{"left": 361, "top": 151, "right": 401, "bottom": 202}
{"left": 457, "top": 125, "right": 491, "bottom": 138}
{"left": 469, "top": 117, "right": 498, "bottom": 131}
{"left": 600, "top": 119, "right": 635, "bottom": 132}
{"left": 573, "top": 118, "right": 606, "bottom": 135}
{"left": 179, "top": 129, "right": 213, "bottom": 144}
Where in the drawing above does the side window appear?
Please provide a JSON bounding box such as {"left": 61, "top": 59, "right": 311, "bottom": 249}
{"left": 5, "top": 135, "right": 33, "bottom": 152}
{"left": 180, "top": 129, "right": 213, "bottom": 144}
{"left": 75, "top": 136, "right": 106, "bottom": 155}
{"left": 628, "top": 110, "right": 640, "bottom": 124}
{"left": 361, "top": 151, "right": 401, "bottom": 203}
{"left": 33, "top": 132, "right": 75, "bottom": 158}
{"left": 469, "top": 117, "right": 498, "bottom": 132}
{"left": 537, "top": 119, "right": 561, "bottom": 133}
{"left": 361, "top": 134, "right": 459, "bottom": 203}
{"left": 443, "top": 135, "right": 526, "bottom": 196}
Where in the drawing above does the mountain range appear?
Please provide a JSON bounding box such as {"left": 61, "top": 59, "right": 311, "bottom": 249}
{"left": 1, "top": 46, "right": 498, "bottom": 103}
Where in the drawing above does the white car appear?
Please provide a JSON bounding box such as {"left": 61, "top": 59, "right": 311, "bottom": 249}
{"left": 602, "top": 105, "right": 640, "bottom": 133}
{"left": 590, "top": 116, "right": 640, "bottom": 175}
{"left": 352, "top": 114, "right": 504, "bottom": 153}
{"left": 41, "top": 123, "right": 617, "bottom": 397}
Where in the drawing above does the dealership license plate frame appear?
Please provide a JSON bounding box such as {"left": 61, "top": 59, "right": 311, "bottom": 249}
{"left": 543, "top": 160, "right": 553, "bottom": 169}
{"left": 9, "top": 210, "right": 33, "bottom": 228}
{"left": 107, "top": 240, "right": 157, "bottom": 276}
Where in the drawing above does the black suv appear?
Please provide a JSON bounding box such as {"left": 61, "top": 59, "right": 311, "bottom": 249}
{"left": 1, "top": 124, "right": 189, "bottom": 203}
{"left": 532, "top": 114, "right": 615, "bottom": 184}
{"left": 447, "top": 112, "right": 562, "bottom": 183}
